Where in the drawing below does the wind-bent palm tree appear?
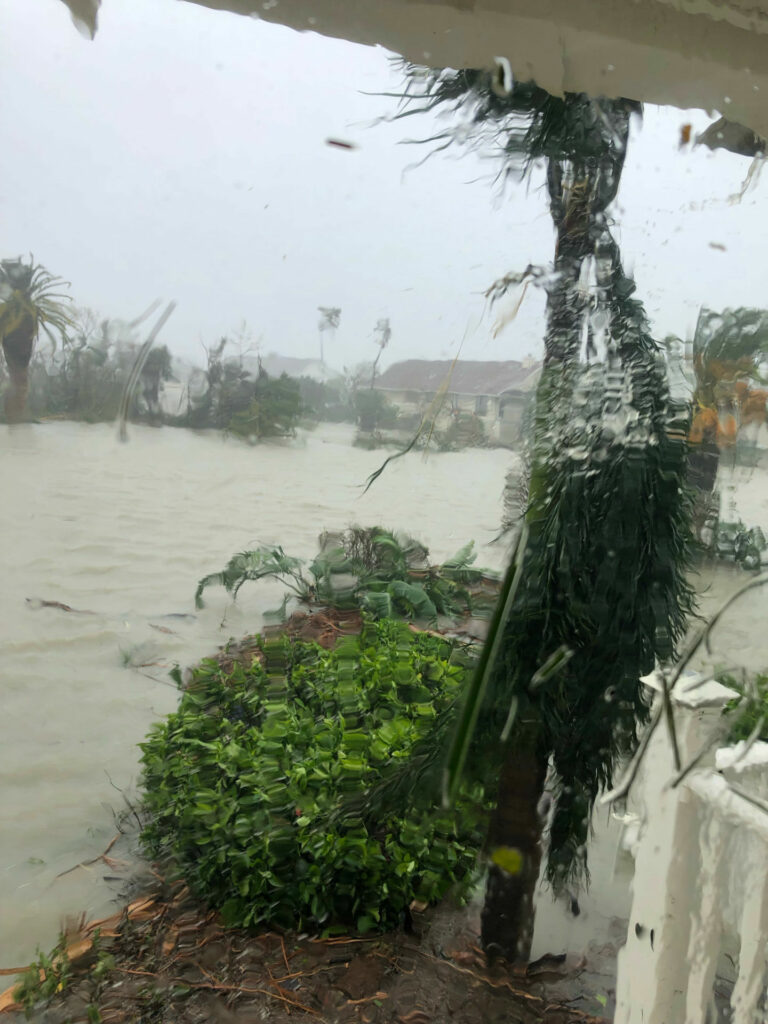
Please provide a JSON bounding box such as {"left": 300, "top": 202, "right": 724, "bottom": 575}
{"left": 685, "top": 307, "right": 768, "bottom": 491}
{"left": 370, "top": 317, "right": 391, "bottom": 388}
{"left": 0, "top": 256, "right": 73, "bottom": 422}
{"left": 317, "top": 306, "right": 341, "bottom": 366}
{"left": 365, "top": 68, "right": 694, "bottom": 962}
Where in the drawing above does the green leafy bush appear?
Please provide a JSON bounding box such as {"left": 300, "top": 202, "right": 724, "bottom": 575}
{"left": 226, "top": 373, "right": 301, "bottom": 440}
{"left": 140, "top": 619, "right": 487, "bottom": 934}
{"left": 722, "top": 671, "right": 768, "bottom": 743}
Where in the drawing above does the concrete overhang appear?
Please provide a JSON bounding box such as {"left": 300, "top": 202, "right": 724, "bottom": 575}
{"left": 63, "top": 0, "right": 768, "bottom": 141}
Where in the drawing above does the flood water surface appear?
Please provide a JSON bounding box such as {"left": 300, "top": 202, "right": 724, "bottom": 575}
{"left": 0, "top": 421, "right": 512, "bottom": 966}
{"left": 3, "top": 422, "right": 768, "bottom": 973}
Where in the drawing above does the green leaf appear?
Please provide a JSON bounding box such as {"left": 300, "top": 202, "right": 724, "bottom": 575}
{"left": 443, "top": 524, "right": 528, "bottom": 805}
{"left": 139, "top": 618, "right": 487, "bottom": 935}
{"left": 387, "top": 580, "right": 438, "bottom": 620}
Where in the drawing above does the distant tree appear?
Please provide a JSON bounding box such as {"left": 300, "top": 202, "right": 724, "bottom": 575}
{"left": 669, "top": 307, "right": 768, "bottom": 495}
{"left": 227, "top": 369, "right": 301, "bottom": 440}
{"left": 317, "top": 306, "right": 341, "bottom": 365}
{"left": 0, "top": 256, "right": 73, "bottom": 421}
{"left": 370, "top": 317, "right": 391, "bottom": 388}
{"left": 353, "top": 387, "right": 398, "bottom": 432}
{"left": 187, "top": 338, "right": 241, "bottom": 429}
{"left": 297, "top": 377, "right": 354, "bottom": 423}
{"left": 139, "top": 344, "right": 173, "bottom": 423}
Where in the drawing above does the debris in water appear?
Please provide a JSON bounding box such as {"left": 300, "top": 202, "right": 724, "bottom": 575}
{"left": 25, "top": 598, "right": 95, "bottom": 615}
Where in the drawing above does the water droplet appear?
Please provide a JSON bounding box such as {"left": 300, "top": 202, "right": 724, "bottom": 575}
{"left": 724, "top": 95, "right": 732, "bottom": 104}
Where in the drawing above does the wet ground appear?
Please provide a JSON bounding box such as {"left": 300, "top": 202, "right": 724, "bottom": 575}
{"left": 0, "top": 861, "right": 611, "bottom": 1024}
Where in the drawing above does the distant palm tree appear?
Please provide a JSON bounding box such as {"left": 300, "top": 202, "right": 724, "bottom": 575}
{"left": 370, "top": 317, "right": 391, "bottom": 388}
{"left": 317, "top": 306, "right": 341, "bottom": 366}
{"left": 671, "top": 308, "right": 768, "bottom": 494}
{"left": 0, "top": 256, "right": 72, "bottom": 422}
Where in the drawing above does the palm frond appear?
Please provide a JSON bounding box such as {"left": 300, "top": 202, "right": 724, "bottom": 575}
{"left": 195, "top": 546, "right": 310, "bottom": 608}
{"left": 0, "top": 255, "right": 74, "bottom": 350}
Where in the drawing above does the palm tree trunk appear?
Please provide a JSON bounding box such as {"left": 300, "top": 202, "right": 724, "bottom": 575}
{"left": 481, "top": 739, "right": 548, "bottom": 962}
{"left": 2, "top": 316, "right": 35, "bottom": 423}
{"left": 482, "top": 102, "right": 635, "bottom": 962}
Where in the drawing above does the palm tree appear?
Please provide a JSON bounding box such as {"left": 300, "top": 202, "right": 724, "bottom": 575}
{"left": 317, "top": 306, "right": 341, "bottom": 366}
{"left": 372, "top": 68, "right": 694, "bottom": 962}
{"left": 0, "top": 256, "right": 73, "bottom": 422}
{"left": 685, "top": 307, "right": 768, "bottom": 492}
{"left": 370, "top": 317, "right": 391, "bottom": 389}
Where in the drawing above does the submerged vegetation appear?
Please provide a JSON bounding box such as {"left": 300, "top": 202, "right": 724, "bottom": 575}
{"left": 140, "top": 619, "right": 488, "bottom": 933}
{"left": 195, "top": 526, "right": 498, "bottom": 623}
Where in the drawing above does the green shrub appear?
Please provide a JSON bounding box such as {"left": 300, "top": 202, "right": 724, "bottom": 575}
{"left": 195, "top": 526, "right": 497, "bottom": 624}
{"left": 12, "top": 937, "right": 73, "bottom": 1014}
{"left": 722, "top": 671, "right": 768, "bottom": 743}
{"left": 353, "top": 389, "right": 399, "bottom": 431}
{"left": 438, "top": 412, "right": 487, "bottom": 450}
{"left": 139, "top": 619, "right": 487, "bottom": 934}
{"left": 226, "top": 373, "right": 301, "bottom": 440}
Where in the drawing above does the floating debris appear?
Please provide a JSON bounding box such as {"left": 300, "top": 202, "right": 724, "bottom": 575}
{"left": 25, "top": 597, "right": 95, "bottom": 614}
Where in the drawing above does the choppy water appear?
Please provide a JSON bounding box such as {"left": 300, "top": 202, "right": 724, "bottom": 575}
{"left": 0, "top": 421, "right": 512, "bottom": 966}
{"left": 3, "top": 422, "right": 768, "bottom": 972}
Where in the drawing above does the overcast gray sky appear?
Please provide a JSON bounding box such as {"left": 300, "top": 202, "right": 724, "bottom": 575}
{"left": 1, "top": 0, "right": 766, "bottom": 371}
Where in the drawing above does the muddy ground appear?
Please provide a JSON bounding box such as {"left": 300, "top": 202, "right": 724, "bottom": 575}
{"left": 0, "top": 866, "right": 610, "bottom": 1024}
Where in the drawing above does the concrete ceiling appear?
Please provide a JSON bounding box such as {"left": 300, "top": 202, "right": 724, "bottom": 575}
{"left": 62, "top": 0, "right": 768, "bottom": 140}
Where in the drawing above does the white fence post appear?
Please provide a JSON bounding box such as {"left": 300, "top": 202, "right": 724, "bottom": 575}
{"left": 613, "top": 675, "right": 736, "bottom": 1024}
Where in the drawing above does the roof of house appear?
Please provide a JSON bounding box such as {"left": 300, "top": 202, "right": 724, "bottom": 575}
{"left": 374, "top": 359, "right": 540, "bottom": 397}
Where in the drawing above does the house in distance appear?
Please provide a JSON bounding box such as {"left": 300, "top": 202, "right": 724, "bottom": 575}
{"left": 373, "top": 357, "right": 540, "bottom": 445}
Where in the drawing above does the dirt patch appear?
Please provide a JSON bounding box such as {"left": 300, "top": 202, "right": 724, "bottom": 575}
{"left": 211, "top": 606, "right": 489, "bottom": 681}
{"left": 0, "top": 874, "right": 609, "bottom": 1024}
{"left": 212, "top": 608, "right": 366, "bottom": 675}
{"left": 265, "top": 608, "right": 366, "bottom": 650}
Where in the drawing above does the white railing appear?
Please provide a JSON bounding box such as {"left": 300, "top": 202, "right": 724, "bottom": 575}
{"left": 614, "top": 675, "right": 768, "bottom": 1024}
